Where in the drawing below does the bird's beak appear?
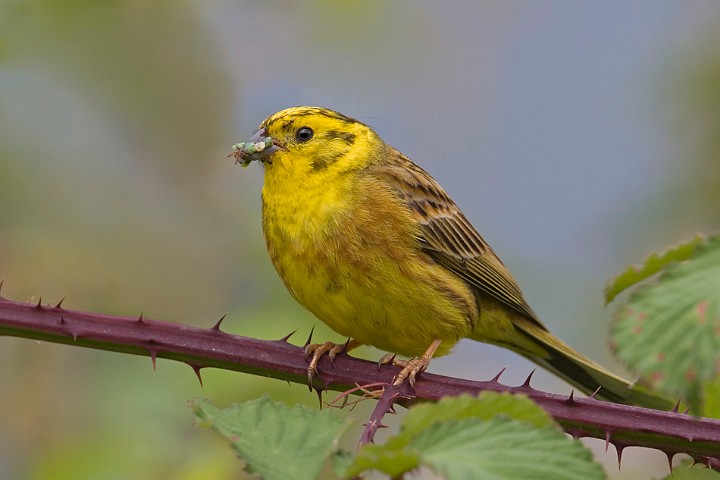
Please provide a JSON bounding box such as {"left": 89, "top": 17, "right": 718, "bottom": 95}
{"left": 228, "top": 127, "right": 284, "bottom": 167}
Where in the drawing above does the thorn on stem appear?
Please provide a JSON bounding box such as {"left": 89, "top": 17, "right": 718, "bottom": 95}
{"left": 615, "top": 444, "right": 625, "bottom": 469}
{"left": 278, "top": 329, "right": 298, "bottom": 342}
{"left": 521, "top": 369, "right": 536, "bottom": 388}
{"left": 147, "top": 347, "right": 158, "bottom": 371}
{"left": 211, "top": 314, "right": 227, "bottom": 332}
{"left": 315, "top": 387, "right": 323, "bottom": 410}
{"left": 671, "top": 400, "right": 681, "bottom": 413}
{"left": 189, "top": 364, "right": 203, "bottom": 387}
{"left": 58, "top": 316, "right": 66, "bottom": 325}
{"left": 0, "top": 278, "right": 4, "bottom": 298}
{"left": 304, "top": 326, "right": 315, "bottom": 347}
{"left": 666, "top": 452, "right": 674, "bottom": 472}
{"left": 589, "top": 386, "right": 602, "bottom": 399}
{"left": 490, "top": 366, "right": 507, "bottom": 383}
{"left": 136, "top": 313, "right": 145, "bottom": 325}
{"left": 54, "top": 297, "right": 66, "bottom": 309}
{"left": 35, "top": 297, "right": 43, "bottom": 309}
{"left": 605, "top": 431, "right": 611, "bottom": 453}
{"left": 565, "top": 390, "right": 575, "bottom": 405}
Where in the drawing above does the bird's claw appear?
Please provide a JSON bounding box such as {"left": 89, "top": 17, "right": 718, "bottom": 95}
{"left": 378, "top": 339, "right": 442, "bottom": 389}
{"left": 377, "top": 353, "right": 396, "bottom": 370}
{"left": 377, "top": 353, "right": 428, "bottom": 389}
{"left": 305, "top": 341, "right": 347, "bottom": 386}
{"left": 392, "top": 356, "right": 430, "bottom": 389}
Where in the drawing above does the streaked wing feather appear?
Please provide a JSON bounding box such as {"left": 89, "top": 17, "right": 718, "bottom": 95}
{"left": 371, "top": 148, "right": 543, "bottom": 324}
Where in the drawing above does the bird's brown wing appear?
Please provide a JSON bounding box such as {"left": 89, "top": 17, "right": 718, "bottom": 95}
{"left": 370, "top": 147, "right": 544, "bottom": 325}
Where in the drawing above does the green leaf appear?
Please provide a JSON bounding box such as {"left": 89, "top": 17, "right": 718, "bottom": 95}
{"left": 664, "top": 462, "right": 720, "bottom": 480}
{"left": 347, "top": 446, "right": 420, "bottom": 478}
{"left": 604, "top": 235, "right": 704, "bottom": 304}
{"left": 347, "top": 393, "right": 604, "bottom": 480}
{"left": 610, "top": 235, "right": 720, "bottom": 407}
{"left": 414, "top": 419, "right": 604, "bottom": 480}
{"left": 350, "top": 418, "right": 603, "bottom": 480}
{"left": 401, "top": 392, "right": 556, "bottom": 438}
{"left": 190, "top": 397, "right": 352, "bottom": 480}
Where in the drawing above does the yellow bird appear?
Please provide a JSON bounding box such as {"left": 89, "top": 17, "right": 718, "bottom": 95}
{"left": 231, "top": 106, "right": 671, "bottom": 410}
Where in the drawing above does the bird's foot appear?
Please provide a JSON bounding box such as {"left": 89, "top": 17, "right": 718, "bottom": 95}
{"left": 378, "top": 339, "right": 442, "bottom": 389}
{"left": 305, "top": 339, "right": 357, "bottom": 386}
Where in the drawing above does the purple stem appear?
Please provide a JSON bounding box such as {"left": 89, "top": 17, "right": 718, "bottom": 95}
{"left": 0, "top": 295, "right": 718, "bottom": 466}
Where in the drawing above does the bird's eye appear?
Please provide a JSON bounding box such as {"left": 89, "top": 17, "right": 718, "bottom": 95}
{"left": 296, "top": 127, "right": 314, "bottom": 143}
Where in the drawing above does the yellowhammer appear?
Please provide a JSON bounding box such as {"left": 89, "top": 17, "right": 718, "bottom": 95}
{"left": 231, "top": 106, "right": 671, "bottom": 410}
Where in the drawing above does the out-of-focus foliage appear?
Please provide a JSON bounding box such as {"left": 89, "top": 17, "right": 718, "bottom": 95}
{"left": 1, "top": 0, "right": 232, "bottom": 183}
{"left": 664, "top": 462, "right": 720, "bottom": 480}
{"left": 191, "top": 397, "right": 352, "bottom": 480}
{"left": 610, "top": 235, "right": 720, "bottom": 412}
{"left": 348, "top": 393, "right": 604, "bottom": 480}
{"left": 192, "top": 394, "right": 604, "bottom": 480}
{"left": 0, "top": 2, "right": 312, "bottom": 479}
{"left": 604, "top": 235, "right": 704, "bottom": 304}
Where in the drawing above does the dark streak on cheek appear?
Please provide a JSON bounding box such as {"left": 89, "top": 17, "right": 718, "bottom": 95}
{"left": 325, "top": 130, "right": 356, "bottom": 145}
{"left": 311, "top": 151, "right": 345, "bottom": 172}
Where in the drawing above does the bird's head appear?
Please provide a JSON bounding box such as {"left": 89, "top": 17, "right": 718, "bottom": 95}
{"left": 230, "top": 106, "right": 383, "bottom": 178}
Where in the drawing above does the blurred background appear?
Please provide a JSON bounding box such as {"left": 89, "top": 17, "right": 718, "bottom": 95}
{"left": 1, "top": 1, "right": 719, "bottom": 478}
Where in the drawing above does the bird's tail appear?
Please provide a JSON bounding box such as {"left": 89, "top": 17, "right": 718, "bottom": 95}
{"left": 505, "top": 319, "right": 674, "bottom": 411}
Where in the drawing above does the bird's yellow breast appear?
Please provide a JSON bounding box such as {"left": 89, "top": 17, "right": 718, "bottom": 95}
{"left": 261, "top": 165, "right": 478, "bottom": 357}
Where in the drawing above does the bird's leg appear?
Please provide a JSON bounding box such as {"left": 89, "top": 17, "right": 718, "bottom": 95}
{"left": 305, "top": 339, "right": 361, "bottom": 385}
{"left": 379, "top": 339, "right": 442, "bottom": 388}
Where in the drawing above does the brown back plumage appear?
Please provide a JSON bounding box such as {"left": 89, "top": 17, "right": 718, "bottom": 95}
{"left": 370, "top": 147, "right": 673, "bottom": 409}
{"left": 371, "top": 147, "right": 541, "bottom": 323}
